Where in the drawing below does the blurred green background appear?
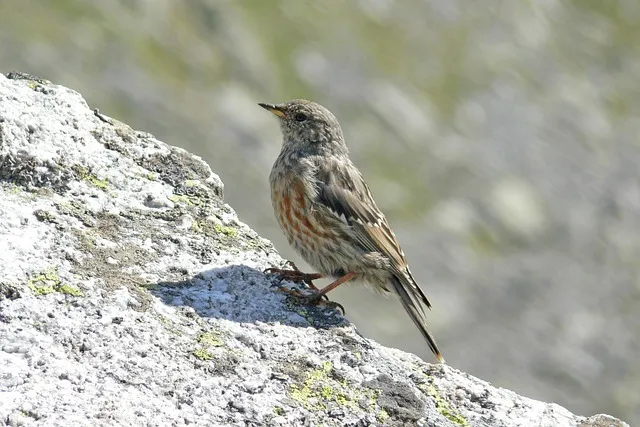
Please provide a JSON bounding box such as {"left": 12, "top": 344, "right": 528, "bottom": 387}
{"left": 2, "top": 0, "right": 639, "bottom": 423}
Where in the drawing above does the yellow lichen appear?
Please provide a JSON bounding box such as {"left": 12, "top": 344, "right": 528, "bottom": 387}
{"left": 197, "top": 331, "right": 224, "bottom": 347}
{"left": 192, "top": 348, "right": 213, "bottom": 361}
{"left": 427, "top": 384, "right": 469, "bottom": 426}
{"left": 214, "top": 223, "right": 237, "bottom": 237}
{"left": 28, "top": 267, "right": 83, "bottom": 297}
{"left": 289, "top": 361, "right": 378, "bottom": 412}
{"left": 376, "top": 409, "right": 390, "bottom": 423}
{"left": 73, "top": 165, "right": 109, "bottom": 190}
{"left": 192, "top": 330, "right": 224, "bottom": 361}
{"left": 57, "top": 283, "right": 84, "bottom": 297}
{"left": 168, "top": 194, "right": 200, "bottom": 206}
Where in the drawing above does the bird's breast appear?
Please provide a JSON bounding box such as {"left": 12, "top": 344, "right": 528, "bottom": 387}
{"left": 270, "top": 171, "right": 343, "bottom": 257}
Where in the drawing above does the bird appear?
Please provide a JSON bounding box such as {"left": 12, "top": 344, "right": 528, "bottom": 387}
{"left": 259, "top": 99, "right": 445, "bottom": 364}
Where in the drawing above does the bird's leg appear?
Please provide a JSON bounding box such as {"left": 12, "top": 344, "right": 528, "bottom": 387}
{"left": 291, "top": 272, "right": 357, "bottom": 313}
{"left": 264, "top": 261, "right": 324, "bottom": 289}
{"left": 265, "top": 262, "right": 351, "bottom": 313}
{"left": 264, "top": 269, "right": 324, "bottom": 287}
{"left": 304, "top": 272, "right": 357, "bottom": 304}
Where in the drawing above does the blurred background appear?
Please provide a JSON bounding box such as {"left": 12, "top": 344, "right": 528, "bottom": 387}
{"left": 2, "top": 0, "right": 638, "bottom": 423}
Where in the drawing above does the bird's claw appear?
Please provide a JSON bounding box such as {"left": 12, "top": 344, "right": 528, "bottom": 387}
{"left": 263, "top": 267, "right": 323, "bottom": 288}
{"left": 303, "top": 293, "right": 345, "bottom": 314}
{"left": 264, "top": 263, "right": 343, "bottom": 311}
{"left": 273, "top": 286, "right": 345, "bottom": 314}
{"left": 263, "top": 260, "right": 300, "bottom": 274}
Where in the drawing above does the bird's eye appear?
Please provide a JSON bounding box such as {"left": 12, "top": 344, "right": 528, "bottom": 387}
{"left": 294, "top": 113, "right": 308, "bottom": 122}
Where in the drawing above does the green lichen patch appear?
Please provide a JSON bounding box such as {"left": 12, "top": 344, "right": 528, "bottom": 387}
{"left": 192, "top": 329, "right": 225, "bottom": 361}
{"left": 28, "top": 267, "right": 83, "bottom": 297}
{"left": 58, "top": 283, "right": 84, "bottom": 296}
{"left": 376, "top": 409, "right": 390, "bottom": 423}
{"left": 197, "top": 331, "right": 224, "bottom": 347}
{"left": 168, "top": 193, "right": 201, "bottom": 206}
{"left": 273, "top": 406, "right": 285, "bottom": 416}
{"left": 28, "top": 269, "right": 60, "bottom": 296}
{"left": 214, "top": 223, "right": 237, "bottom": 237}
{"left": 191, "top": 218, "right": 238, "bottom": 238}
{"left": 72, "top": 165, "right": 109, "bottom": 190}
{"left": 192, "top": 348, "right": 213, "bottom": 361}
{"left": 288, "top": 361, "right": 379, "bottom": 413}
{"left": 425, "top": 384, "right": 469, "bottom": 426}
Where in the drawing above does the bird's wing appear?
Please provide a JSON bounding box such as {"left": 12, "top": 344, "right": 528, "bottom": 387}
{"left": 315, "top": 159, "right": 432, "bottom": 309}
{"left": 315, "top": 158, "right": 444, "bottom": 363}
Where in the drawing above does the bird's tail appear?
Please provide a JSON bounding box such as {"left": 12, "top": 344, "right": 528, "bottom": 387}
{"left": 390, "top": 272, "right": 445, "bottom": 364}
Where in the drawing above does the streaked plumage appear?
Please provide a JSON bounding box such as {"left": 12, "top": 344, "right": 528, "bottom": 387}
{"left": 261, "top": 99, "right": 444, "bottom": 364}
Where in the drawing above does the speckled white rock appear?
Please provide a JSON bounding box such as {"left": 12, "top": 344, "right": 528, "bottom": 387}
{"left": 0, "top": 72, "right": 628, "bottom": 427}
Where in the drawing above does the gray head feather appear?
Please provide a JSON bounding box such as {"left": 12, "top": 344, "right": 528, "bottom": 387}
{"left": 259, "top": 99, "right": 348, "bottom": 156}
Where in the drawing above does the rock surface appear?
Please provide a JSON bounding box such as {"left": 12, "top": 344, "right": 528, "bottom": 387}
{"left": 0, "top": 73, "right": 628, "bottom": 427}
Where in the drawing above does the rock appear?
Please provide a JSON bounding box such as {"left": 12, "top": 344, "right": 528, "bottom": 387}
{"left": 0, "top": 72, "right": 628, "bottom": 427}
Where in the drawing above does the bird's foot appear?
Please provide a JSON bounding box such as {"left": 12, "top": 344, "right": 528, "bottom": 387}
{"left": 264, "top": 268, "right": 324, "bottom": 287}
{"left": 294, "top": 272, "right": 357, "bottom": 314}
{"left": 300, "top": 291, "right": 345, "bottom": 314}
{"left": 263, "top": 261, "right": 324, "bottom": 289}
{"left": 265, "top": 262, "right": 344, "bottom": 313}
{"left": 271, "top": 285, "right": 345, "bottom": 314}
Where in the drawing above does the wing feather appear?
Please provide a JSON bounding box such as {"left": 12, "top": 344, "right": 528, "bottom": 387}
{"left": 316, "top": 160, "right": 431, "bottom": 308}
{"left": 312, "top": 158, "right": 443, "bottom": 362}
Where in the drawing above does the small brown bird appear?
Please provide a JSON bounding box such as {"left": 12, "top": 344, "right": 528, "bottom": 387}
{"left": 260, "top": 99, "right": 445, "bottom": 364}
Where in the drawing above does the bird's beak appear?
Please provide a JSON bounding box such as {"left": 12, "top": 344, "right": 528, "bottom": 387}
{"left": 258, "top": 102, "right": 286, "bottom": 118}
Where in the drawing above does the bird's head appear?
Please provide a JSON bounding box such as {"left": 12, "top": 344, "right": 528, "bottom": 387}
{"left": 259, "top": 99, "right": 346, "bottom": 153}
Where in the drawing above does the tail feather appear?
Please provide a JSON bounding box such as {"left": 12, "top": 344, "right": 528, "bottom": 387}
{"left": 390, "top": 274, "right": 445, "bottom": 364}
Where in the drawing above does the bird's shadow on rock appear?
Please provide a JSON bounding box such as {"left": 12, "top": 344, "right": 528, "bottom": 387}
{"left": 148, "top": 264, "right": 349, "bottom": 329}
